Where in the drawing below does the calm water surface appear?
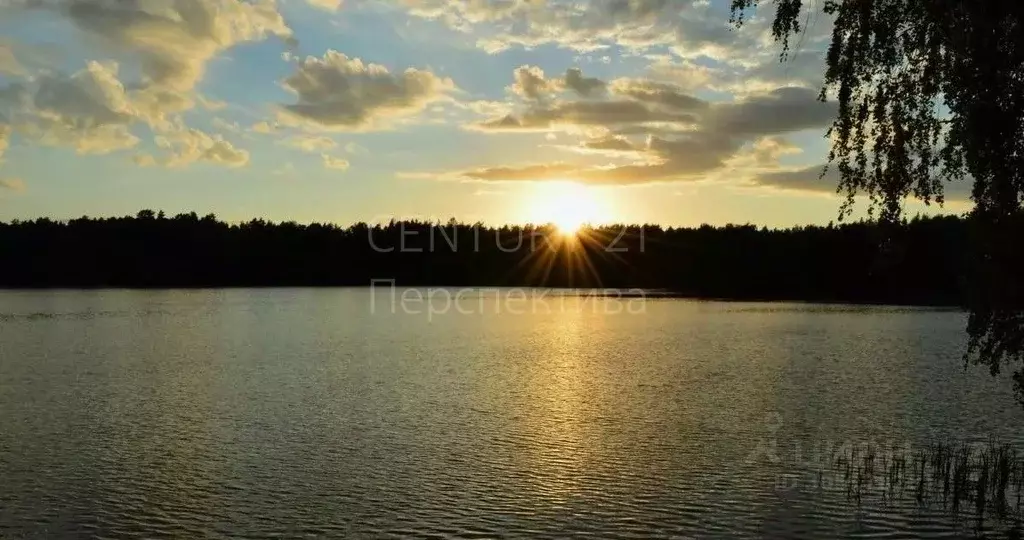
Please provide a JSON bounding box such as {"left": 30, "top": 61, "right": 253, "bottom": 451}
{"left": 1, "top": 289, "right": 1022, "bottom": 539}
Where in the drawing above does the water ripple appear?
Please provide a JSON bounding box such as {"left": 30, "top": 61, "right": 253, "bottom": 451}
{"left": 1, "top": 290, "right": 1022, "bottom": 538}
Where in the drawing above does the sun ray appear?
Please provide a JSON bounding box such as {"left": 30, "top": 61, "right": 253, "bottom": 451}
{"left": 512, "top": 181, "right": 628, "bottom": 287}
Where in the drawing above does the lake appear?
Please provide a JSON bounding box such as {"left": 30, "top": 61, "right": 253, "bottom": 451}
{"left": 2, "top": 288, "right": 1023, "bottom": 538}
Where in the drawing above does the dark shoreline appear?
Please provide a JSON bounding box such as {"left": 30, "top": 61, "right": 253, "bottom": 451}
{"left": 0, "top": 212, "right": 974, "bottom": 307}
{"left": 0, "top": 285, "right": 967, "bottom": 310}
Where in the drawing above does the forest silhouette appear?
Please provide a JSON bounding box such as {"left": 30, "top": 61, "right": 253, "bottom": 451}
{"left": 0, "top": 209, "right": 977, "bottom": 306}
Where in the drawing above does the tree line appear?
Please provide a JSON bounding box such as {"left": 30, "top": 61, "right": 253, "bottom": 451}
{"left": 0, "top": 209, "right": 985, "bottom": 306}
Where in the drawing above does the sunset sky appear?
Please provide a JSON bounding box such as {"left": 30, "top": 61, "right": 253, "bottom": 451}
{"left": 0, "top": 0, "right": 971, "bottom": 227}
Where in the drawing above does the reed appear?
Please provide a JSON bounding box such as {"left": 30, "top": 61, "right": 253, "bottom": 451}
{"left": 830, "top": 439, "right": 1024, "bottom": 535}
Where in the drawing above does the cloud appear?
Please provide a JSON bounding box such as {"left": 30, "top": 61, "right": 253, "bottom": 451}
{"left": 461, "top": 163, "right": 579, "bottom": 182}
{"left": 564, "top": 67, "right": 606, "bottom": 96}
{"left": 447, "top": 133, "right": 740, "bottom": 185}
{"left": 399, "top": 0, "right": 835, "bottom": 117}
{"left": 60, "top": 0, "right": 292, "bottom": 95}
{"left": 251, "top": 120, "right": 278, "bottom": 133}
{"left": 472, "top": 68, "right": 708, "bottom": 133}
{"left": 0, "top": 177, "right": 25, "bottom": 192}
{"left": 643, "top": 56, "right": 715, "bottom": 92}
{"left": 747, "top": 136, "right": 802, "bottom": 166}
{"left": 553, "top": 134, "right": 649, "bottom": 157}
{"left": 278, "top": 50, "right": 454, "bottom": 130}
{"left": 0, "top": 0, "right": 293, "bottom": 166}
{"left": 0, "top": 0, "right": 292, "bottom": 136}
{"left": 508, "top": 65, "right": 605, "bottom": 101}
{"left": 704, "top": 87, "right": 838, "bottom": 137}
{"left": 201, "top": 139, "right": 249, "bottom": 167}
{"left": 510, "top": 65, "right": 556, "bottom": 101}
{"left": 282, "top": 135, "right": 337, "bottom": 152}
{"left": 428, "top": 64, "right": 838, "bottom": 186}
{"left": 609, "top": 79, "right": 707, "bottom": 111}
{"left": 401, "top": 0, "right": 522, "bottom": 27}
{"left": 321, "top": 153, "right": 350, "bottom": 170}
{"left": 570, "top": 134, "right": 741, "bottom": 183}
{"left": 580, "top": 134, "right": 641, "bottom": 152}
{"left": 750, "top": 164, "right": 837, "bottom": 193}
{"left": 720, "top": 52, "right": 829, "bottom": 95}
{"left": 305, "top": 0, "right": 342, "bottom": 11}
{"left": 13, "top": 61, "right": 140, "bottom": 154}
{"left": 140, "top": 127, "right": 249, "bottom": 167}
{"left": 399, "top": 0, "right": 767, "bottom": 61}
{"left": 750, "top": 162, "right": 974, "bottom": 201}
{"left": 475, "top": 99, "right": 698, "bottom": 131}
{"left": 462, "top": 100, "right": 513, "bottom": 117}
{"left": 33, "top": 61, "right": 133, "bottom": 125}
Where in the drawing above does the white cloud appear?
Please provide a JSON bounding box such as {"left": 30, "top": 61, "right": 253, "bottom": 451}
{"left": 321, "top": 153, "right": 350, "bottom": 170}
{"left": 510, "top": 65, "right": 556, "bottom": 101}
{"left": 609, "top": 79, "right": 707, "bottom": 111}
{"left": 399, "top": 0, "right": 834, "bottom": 110}
{"left": 462, "top": 99, "right": 513, "bottom": 117}
{"left": 278, "top": 50, "right": 454, "bottom": 130}
{"left": 399, "top": 0, "right": 763, "bottom": 60}
{"left": 306, "top": 0, "right": 342, "bottom": 11}
{"left": 0, "top": 0, "right": 294, "bottom": 166}
{"left": 471, "top": 67, "right": 711, "bottom": 134}
{"left": 424, "top": 64, "right": 838, "bottom": 186}
{"left": 747, "top": 136, "right": 802, "bottom": 166}
{"left": 141, "top": 127, "right": 249, "bottom": 167}
{"left": 643, "top": 56, "right": 715, "bottom": 91}
{"left": 251, "top": 120, "right": 278, "bottom": 133}
{"left": 13, "top": 61, "right": 140, "bottom": 154}
{"left": 0, "top": 61, "right": 255, "bottom": 164}
{"left": 443, "top": 133, "right": 739, "bottom": 185}
{"left": 33, "top": 61, "right": 133, "bottom": 125}
{"left": 0, "top": 0, "right": 291, "bottom": 134}
{"left": 507, "top": 65, "right": 605, "bottom": 101}
{"left": 475, "top": 99, "right": 699, "bottom": 132}
{"left": 571, "top": 134, "right": 645, "bottom": 155}
{"left": 61, "top": 0, "right": 293, "bottom": 94}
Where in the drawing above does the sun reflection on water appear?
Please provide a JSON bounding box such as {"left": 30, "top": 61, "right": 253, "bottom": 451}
{"left": 512, "top": 307, "right": 602, "bottom": 505}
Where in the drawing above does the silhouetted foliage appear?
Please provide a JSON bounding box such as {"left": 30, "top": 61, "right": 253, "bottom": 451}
{"left": 730, "top": 0, "right": 1024, "bottom": 402}
{"left": 831, "top": 440, "right": 1024, "bottom": 532}
{"left": 0, "top": 210, "right": 973, "bottom": 307}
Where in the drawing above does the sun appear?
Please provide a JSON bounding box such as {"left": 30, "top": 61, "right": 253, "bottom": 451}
{"left": 525, "top": 181, "right": 608, "bottom": 235}
{"left": 554, "top": 214, "right": 585, "bottom": 236}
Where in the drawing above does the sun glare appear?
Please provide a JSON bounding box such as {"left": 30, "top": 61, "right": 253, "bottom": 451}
{"left": 555, "top": 215, "right": 585, "bottom": 237}
{"left": 526, "top": 181, "right": 608, "bottom": 235}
